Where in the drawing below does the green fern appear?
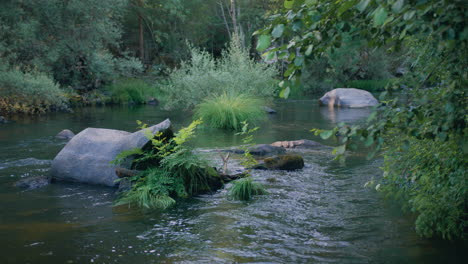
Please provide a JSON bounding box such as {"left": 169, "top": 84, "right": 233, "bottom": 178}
{"left": 114, "top": 119, "right": 219, "bottom": 210}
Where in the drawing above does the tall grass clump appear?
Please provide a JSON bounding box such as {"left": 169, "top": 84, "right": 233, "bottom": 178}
{"left": 162, "top": 37, "right": 277, "bottom": 109}
{"left": 107, "top": 78, "right": 159, "bottom": 104}
{"left": 195, "top": 93, "right": 265, "bottom": 130}
{"left": 0, "top": 69, "right": 67, "bottom": 114}
{"left": 228, "top": 177, "right": 267, "bottom": 201}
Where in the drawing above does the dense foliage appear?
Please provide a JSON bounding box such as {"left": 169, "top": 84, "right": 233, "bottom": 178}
{"left": 0, "top": 0, "right": 142, "bottom": 91}
{"left": 0, "top": 69, "right": 66, "bottom": 114}
{"left": 299, "top": 35, "right": 396, "bottom": 95}
{"left": 260, "top": 0, "right": 467, "bottom": 239}
{"left": 162, "top": 38, "right": 277, "bottom": 110}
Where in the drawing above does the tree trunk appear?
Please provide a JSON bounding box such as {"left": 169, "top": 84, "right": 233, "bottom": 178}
{"left": 138, "top": 0, "right": 144, "bottom": 63}
{"left": 230, "top": 0, "right": 238, "bottom": 36}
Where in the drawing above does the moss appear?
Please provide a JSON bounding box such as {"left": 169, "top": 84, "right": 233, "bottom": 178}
{"left": 264, "top": 154, "right": 304, "bottom": 171}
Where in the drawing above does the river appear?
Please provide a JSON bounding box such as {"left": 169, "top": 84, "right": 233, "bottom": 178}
{"left": 0, "top": 101, "right": 465, "bottom": 263}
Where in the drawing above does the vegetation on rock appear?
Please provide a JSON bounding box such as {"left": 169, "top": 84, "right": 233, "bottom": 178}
{"left": 114, "top": 120, "right": 221, "bottom": 209}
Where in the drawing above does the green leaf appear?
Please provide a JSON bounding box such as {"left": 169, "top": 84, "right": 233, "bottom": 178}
{"left": 279, "top": 86, "right": 291, "bottom": 99}
{"left": 403, "top": 10, "right": 415, "bottom": 20}
{"left": 256, "top": 35, "right": 271, "bottom": 52}
{"left": 320, "top": 130, "right": 333, "bottom": 140}
{"left": 356, "top": 0, "right": 371, "bottom": 12}
{"left": 292, "top": 20, "right": 303, "bottom": 32}
{"left": 264, "top": 51, "right": 276, "bottom": 61}
{"left": 305, "top": 44, "right": 314, "bottom": 56}
{"left": 284, "top": 0, "right": 294, "bottom": 9}
{"left": 305, "top": 0, "right": 317, "bottom": 6}
{"left": 364, "top": 136, "right": 374, "bottom": 147}
{"left": 335, "top": 144, "right": 346, "bottom": 155}
{"left": 367, "top": 111, "right": 377, "bottom": 122}
{"left": 284, "top": 65, "right": 296, "bottom": 77}
{"left": 392, "top": 0, "right": 405, "bottom": 13}
{"left": 373, "top": 7, "right": 388, "bottom": 27}
{"left": 338, "top": 0, "right": 358, "bottom": 16}
{"left": 294, "top": 56, "right": 304, "bottom": 66}
{"left": 272, "top": 24, "right": 285, "bottom": 38}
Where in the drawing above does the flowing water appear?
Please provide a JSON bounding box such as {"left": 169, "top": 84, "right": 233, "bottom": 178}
{"left": 0, "top": 101, "right": 466, "bottom": 263}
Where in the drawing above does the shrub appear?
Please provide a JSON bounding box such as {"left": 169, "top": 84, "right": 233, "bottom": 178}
{"left": 345, "top": 79, "right": 394, "bottom": 93}
{"left": 380, "top": 136, "right": 467, "bottom": 240}
{"left": 228, "top": 177, "right": 267, "bottom": 201}
{"left": 107, "top": 78, "right": 159, "bottom": 104}
{"left": 195, "top": 93, "right": 265, "bottom": 130}
{"left": 162, "top": 38, "right": 277, "bottom": 109}
{"left": 0, "top": 69, "right": 67, "bottom": 114}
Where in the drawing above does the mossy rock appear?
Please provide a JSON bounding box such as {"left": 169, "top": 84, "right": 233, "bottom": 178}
{"left": 253, "top": 154, "right": 304, "bottom": 171}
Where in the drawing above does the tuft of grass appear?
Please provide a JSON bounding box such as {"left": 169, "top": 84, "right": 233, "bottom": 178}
{"left": 107, "top": 78, "right": 159, "bottom": 104}
{"left": 195, "top": 93, "right": 265, "bottom": 130}
{"left": 228, "top": 177, "right": 267, "bottom": 201}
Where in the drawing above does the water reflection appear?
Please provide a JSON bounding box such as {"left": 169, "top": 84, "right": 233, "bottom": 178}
{"left": 319, "top": 106, "right": 373, "bottom": 124}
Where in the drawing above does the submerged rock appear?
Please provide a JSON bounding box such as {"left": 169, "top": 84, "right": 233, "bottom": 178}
{"left": 263, "top": 106, "right": 277, "bottom": 114}
{"left": 270, "top": 139, "right": 323, "bottom": 149}
{"left": 14, "top": 176, "right": 51, "bottom": 190}
{"left": 319, "top": 88, "right": 378, "bottom": 108}
{"left": 252, "top": 154, "right": 304, "bottom": 171}
{"left": 248, "top": 144, "right": 286, "bottom": 156}
{"left": 225, "top": 144, "right": 286, "bottom": 156}
{"left": 56, "top": 129, "right": 75, "bottom": 140}
{"left": 147, "top": 98, "right": 159, "bottom": 105}
{"left": 51, "top": 119, "right": 172, "bottom": 187}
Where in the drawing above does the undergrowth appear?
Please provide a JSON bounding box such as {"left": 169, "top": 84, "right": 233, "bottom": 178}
{"left": 0, "top": 69, "right": 67, "bottom": 114}
{"left": 106, "top": 78, "right": 159, "bottom": 104}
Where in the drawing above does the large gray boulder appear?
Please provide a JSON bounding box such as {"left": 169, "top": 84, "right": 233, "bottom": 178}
{"left": 319, "top": 88, "right": 378, "bottom": 108}
{"left": 51, "top": 119, "right": 171, "bottom": 187}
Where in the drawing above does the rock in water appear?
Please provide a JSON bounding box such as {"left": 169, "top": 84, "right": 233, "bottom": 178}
{"left": 252, "top": 154, "right": 304, "bottom": 171}
{"left": 0, "top": 116, "right": 7, "bottom": 123}
{"left": 319, "top": 88, "right": 378, "bottom": 108}
{"left": 249, "top": 144, "right": 286, "bottom": 156}
{"left": 51, "top": 119, "right": 171, "bottom": 187}
{"left": 15, "top": 176, "right": 51, "bottom": 190}
{"left": 56, "top": 129, "right": 75, "bottom": 140}
{"left": 263, "top": 106, "right": 277, "bottom": 114}
{"left": 270, "top": 139, "right": 323, "bottom": 149}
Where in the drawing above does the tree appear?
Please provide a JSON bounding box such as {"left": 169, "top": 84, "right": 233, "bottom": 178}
{"left": 0, "top": 0, "right": 142, "bottom": 91}
{"left": 258, "top": 0, "right": 467, "bottom": 239}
